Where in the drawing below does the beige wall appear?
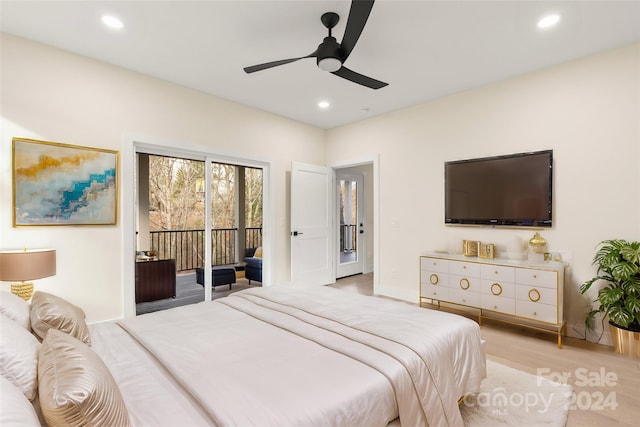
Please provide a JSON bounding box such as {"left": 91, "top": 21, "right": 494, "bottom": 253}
{"left": 326, "top": 42, "right": 640, "bottom": 343}
{"left": 2, "top": 32, "right": 638, "bottom": 344}
{"left": 0, "top": 34, "right": 326, "bottom": 322}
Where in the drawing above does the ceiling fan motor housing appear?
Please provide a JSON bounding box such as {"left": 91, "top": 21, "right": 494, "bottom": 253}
{"left": 316, "top": 36, "right": 343, "bottom": 71}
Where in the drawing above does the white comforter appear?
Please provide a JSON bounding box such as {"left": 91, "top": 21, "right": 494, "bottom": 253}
{"left": 91, "top": 286, "right": 485, "bottom": 427}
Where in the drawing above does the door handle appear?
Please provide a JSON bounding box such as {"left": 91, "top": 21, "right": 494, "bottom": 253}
{"left": 359, "top": 230, "right": 364, "bottom": 234}
{"left": 291, "top": 231, "right": 304, "bottom": 236}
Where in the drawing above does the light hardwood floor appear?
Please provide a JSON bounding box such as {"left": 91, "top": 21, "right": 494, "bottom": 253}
{"left": 331, "top": 273, "right": 640, "bottom": 427}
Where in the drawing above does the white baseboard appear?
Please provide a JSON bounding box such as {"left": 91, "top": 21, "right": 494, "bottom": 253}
{"left": 374, "top": 283, "right": 419, "bottom": 304}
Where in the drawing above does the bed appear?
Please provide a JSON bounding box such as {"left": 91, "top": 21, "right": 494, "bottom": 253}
{"left": 1, "top": 285, "right": 486, "bottom": 427}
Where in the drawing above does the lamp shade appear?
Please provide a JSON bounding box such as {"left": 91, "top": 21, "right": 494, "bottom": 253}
{"left": 0, "top": 249, "right": 56, "bottom": 281}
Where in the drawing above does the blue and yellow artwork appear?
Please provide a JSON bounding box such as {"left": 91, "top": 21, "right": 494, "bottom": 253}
{"left": 12, "top": 138, "right": 118, "bottom": 226}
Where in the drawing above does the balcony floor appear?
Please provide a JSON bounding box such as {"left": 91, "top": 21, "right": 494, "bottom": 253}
{"left": 136, "top": 272, "right": 261, "bottom": 315}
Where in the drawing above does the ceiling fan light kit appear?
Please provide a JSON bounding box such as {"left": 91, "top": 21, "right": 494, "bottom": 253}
{"left": 243, "top": 0, "right": 387, "bottom": 89}
{"left": 318, "top": 57, "right": 342, "bottom": 72}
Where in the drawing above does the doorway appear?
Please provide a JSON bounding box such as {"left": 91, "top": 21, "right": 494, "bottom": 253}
{"left": 133, "top": 149, "right": 265, "bottom": 315}
{"left": 336, "top": 172, "right": 364, "bottom": 278}
{"left": 288, "top": 158, "right": 377, "bottom": 290}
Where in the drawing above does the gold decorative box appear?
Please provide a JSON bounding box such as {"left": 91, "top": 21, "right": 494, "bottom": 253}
{"left": 463, "top": 240, "right": 479, "bottom": 257}
{"left": 478, "top": 243, "right": 495, "bottom": 259}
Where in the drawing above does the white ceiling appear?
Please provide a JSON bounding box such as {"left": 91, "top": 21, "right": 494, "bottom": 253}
{"left": 1, "top": 1, "right": 639, "bottom": 129}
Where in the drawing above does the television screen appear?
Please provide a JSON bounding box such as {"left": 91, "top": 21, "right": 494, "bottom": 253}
{"left": 445, "top": 150, "right": 552, "bottom": 227}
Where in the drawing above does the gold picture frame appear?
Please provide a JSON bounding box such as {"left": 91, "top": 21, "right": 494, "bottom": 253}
{"left": 479, "top": 243, "right": 495, "bottom": 259}
{"left": 12, "top": 137, "right": 119, "bottom": 226}
{"left": 463, "top": 240, "right": 479, "bottom": 257}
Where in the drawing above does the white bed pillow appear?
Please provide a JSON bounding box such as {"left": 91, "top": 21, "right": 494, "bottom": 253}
{"left": 0, "top": 375, "right": 41, "bottom": 426}
{"left": 30, "top": 291, "right": 91, "bottom": 345}
{"left": 38, "top": 329, "right": 131, "bottom": 427}
{"left": 0, "top": 316, "right": 40, "bottom": 401}
{"left": 0, "top": 290, "right": 31, "bottom": 330}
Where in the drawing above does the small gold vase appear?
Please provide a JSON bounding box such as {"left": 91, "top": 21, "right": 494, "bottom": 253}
{"left": 529, "top": 232, "right": 547, "bottom": 254}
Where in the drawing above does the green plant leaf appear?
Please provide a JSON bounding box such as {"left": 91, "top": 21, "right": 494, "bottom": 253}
{"left": 580, "top": 277, "right": 598, "bottom": 294}
{"left": 610, "top": 260, "right": 638, "bottom": 282}
{"left": 598, "top": 286, "right": 623, "bottom": 306}
{"left": 625, "top": 295, "right": 640, "bottom": 313}
{"left": 584, "top": 309, "right": 599, "bottom": 332}
{"left": 620, "top": 241, "right": 640, "bottom": 265}
{"left": 627, "top": 276, "right": 640, "bottom": 295}
{"left": 608, "top": 305, "right": 633, "bottom": 328}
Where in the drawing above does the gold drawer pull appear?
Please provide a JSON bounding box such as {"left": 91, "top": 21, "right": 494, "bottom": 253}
{"left": 463, "top": 265, "right": 467, "bottom": 269}
{"left": 533, "top": 274, "right": 538, "bottom": 279}
{"left": 533, "top": 311, "right": 538, "bottom": 316}
{"left": 430, "top": 274, "right": 439, "bottom": 285}
{"left": 460, "top": 278, "right": 470, "bottom": 290}
{"left": 528, "top": 288, "right": 541, "bottom": 302}
{"left": 493, "top": 305, "right": 498, "bottom": 310}
{"left": 433, "top": 292, "right": 437, "bottom": 296}
{"left": 494, "top": 270, "right": 499, "bottom": 275}
{"left": 491, "top": 283, "right": 503, "bottom": 296}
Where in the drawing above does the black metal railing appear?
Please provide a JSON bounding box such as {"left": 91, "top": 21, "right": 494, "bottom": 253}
{"left": 150, "top": 228, "right": 262, "bottom": 272}
{"left": 246, "top": 227, "right": 262, "bottom": 249}
{"left": 339, "top": 224, "right": 357, "bottom": 253}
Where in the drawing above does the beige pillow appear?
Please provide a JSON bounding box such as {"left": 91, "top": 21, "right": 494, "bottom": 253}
{"left": 38, "top": 329, "right": 131, "bottom": 427}
{"left": 0, "top": 290, "right": 31, "bottom": 330}
{"left": 0, "top": 316, "right": 40, "bottom": 401}
{"left": 0, "top": 375, "right": 41, "bottom": 426}
{"left": 30, "top": 291, "right": 91, "bottom": 345}
{"left": 254, "top": 246, "right": 262, "bottom": 258}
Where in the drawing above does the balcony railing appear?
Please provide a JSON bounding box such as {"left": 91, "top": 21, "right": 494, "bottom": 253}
{"left": 150, "top": 228, "right": 262, "bottom": 272}
{"left": 339, "top": 224, "right": 357, "bottom": 253}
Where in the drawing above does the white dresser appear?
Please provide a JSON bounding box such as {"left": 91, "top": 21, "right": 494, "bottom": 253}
{"left": 420, "top": 253, "right": 566, "bottom": 347}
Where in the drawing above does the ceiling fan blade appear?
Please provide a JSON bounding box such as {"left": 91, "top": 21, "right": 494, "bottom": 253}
{"left": 244, "top": 57, "right": 304, "bottom": 74}
{"left": 340, "top": 0, "right": 375, "bottom": 62}
{"left": 244, "top": 51, "right": 318, "bottom": 74}
{"left": 332, "top": 66, "right": 387, "bottom": 89}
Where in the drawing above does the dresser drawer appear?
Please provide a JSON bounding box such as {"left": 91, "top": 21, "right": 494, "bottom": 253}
{"left": 481, "top": 294, "right": 515, "bottom": 315}
{"left": 516, "top": 300, "right": 558, "bottom": 324}
{"left": 515, "top": 284, "right": 557, "bottom": 306}
{"left": 450, "top": 274, "right": 480, "bottom": 292}
{"left": 421, "top": 257, "right": 448, "bottom": 273}
{"left": 448, "top": 288, "right": 481, "bottom": 307}
{"left": 481, "top": 264, "right": 515, "bottom": 282}
{"left": 449, "top": 260, "right": 481, "bottom": 278}
{"left": 481, "top": 279, "right": 515, "bottom": 299}
{"left": 421, "top": 271, "right": 448, "bottom": 287}
{"left": 421, "top": 283, "right": 449, "bottom": 301}
{"left": 515, "top": 268, "right": 558, "bottom": 289}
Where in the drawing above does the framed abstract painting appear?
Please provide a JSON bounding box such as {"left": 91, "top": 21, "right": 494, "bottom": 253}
{"left": 12, "top": 137, "right": 119, "bottom": 226}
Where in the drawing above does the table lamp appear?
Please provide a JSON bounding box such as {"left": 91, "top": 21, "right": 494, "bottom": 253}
{"left": 0, "top": 249, "right": 56, "bottom": 301}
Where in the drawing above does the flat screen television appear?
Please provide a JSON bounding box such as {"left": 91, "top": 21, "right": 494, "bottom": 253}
{"left": 445, "top": 150, "right": 553, "bottom": 227}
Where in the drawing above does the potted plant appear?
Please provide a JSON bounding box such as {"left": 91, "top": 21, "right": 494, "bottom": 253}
{"left": 580, "top": 239, "right": 640, "bottom": 357}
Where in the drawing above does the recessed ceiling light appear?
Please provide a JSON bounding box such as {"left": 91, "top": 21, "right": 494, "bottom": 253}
{"left": 318, "top": 101, "right": 330, "bottom": 109}
{"left": 102, "top": 15, "right": 124, "bottom": 30}
{"left": 537, "top": 14, "right": 561, "bottom": 30}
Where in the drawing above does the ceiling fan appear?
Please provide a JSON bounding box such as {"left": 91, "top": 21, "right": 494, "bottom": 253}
{"left": 243, "top": 0, "right": 387, "bottom": 90}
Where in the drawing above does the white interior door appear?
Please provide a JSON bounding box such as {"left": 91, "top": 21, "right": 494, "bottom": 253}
{"left": 336, "top": 173, "right": 364, "bottom": 278}
{"left": 290, "top": 161, "right": 334, "bottom": 285}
